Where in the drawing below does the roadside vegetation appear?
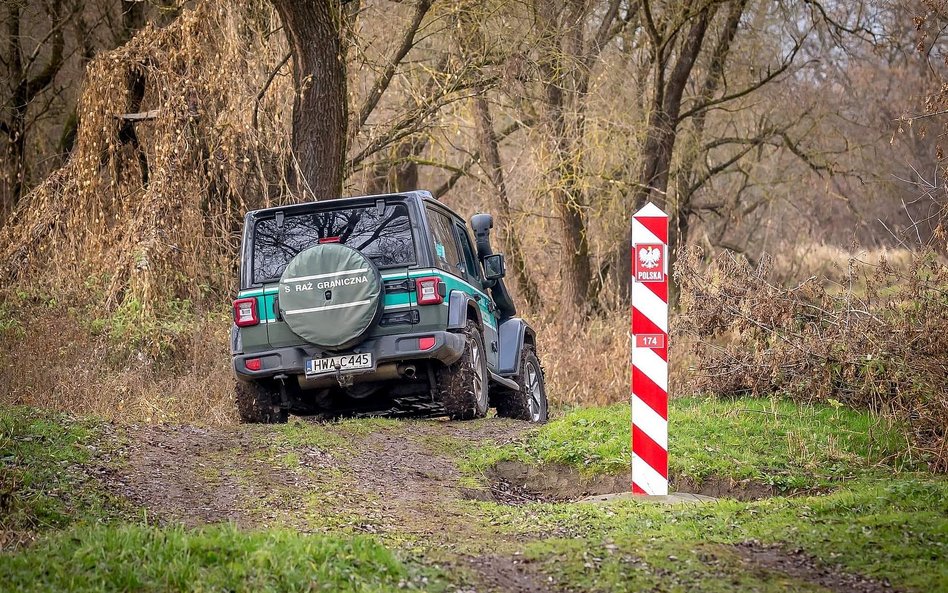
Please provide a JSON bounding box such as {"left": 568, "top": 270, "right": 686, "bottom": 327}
{"left": 463, "top": 401, "right": 947, "bottom": 592}
{"left": 3, "top": 398, "right": 945, "bottom": 592}
{"left": 2, "top": 525, "right": 438, "bottom": 593}
{"left": 1, "top": 0, "right": 947, "bottom": 590}
{"left": 463, "top": 397, "right": 923, "bottom": 490}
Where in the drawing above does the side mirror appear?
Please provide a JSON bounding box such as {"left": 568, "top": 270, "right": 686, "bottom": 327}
{"left": 483, "top": 253, "right": 506, "bottom": 281}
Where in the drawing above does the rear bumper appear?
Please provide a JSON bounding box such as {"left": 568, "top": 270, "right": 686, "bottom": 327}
{"left": 232, "top": 330, "right": 465, "bottom": 381}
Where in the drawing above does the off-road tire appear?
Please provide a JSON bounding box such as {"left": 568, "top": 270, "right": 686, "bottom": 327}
{"left": 435, "top": 321, "right": 489, "bottom": 420}
{"left": 494, "top": 346, "right": 548, "bottom": 422}
{"left": 235, "top": 380, "right": 288, "bottom": 424}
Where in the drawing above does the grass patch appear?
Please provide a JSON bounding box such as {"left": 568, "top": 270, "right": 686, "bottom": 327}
{"left": 465, "top": 397, "right": 919, "bottom": 490}
{"left": 0, "top": 523, "right": 441, "bottom": 592}
{"left": 271, "top": 419, "right": 351, "bottom": 452}
{"left": 0, "top": 406, "right": 129, "bottom": 537}
{"left": 333, "top": 416, "right": 403, "bottom": 436}
{"left": 272, "top": 416, "right": 402, "bottom": 454}
{"left": 477, "top": 475, "right": 948, "bottom": 592}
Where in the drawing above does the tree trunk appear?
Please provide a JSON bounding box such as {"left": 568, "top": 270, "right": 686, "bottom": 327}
{"left": 363, "top": 137, "right": 422, "bottom": 194}
{"left": 632, "top": 7, "right": 714, "bottom": 210}
{"left": 537, "top": 1, "right": 593, "bottom": 319}
{"left": 271, "top": 0, "right": 348, "bottom": 199}
{"left": 621, "top": 5, "right": 714, "bottom": 306}
{"left": 670, "top": 0, "right": 746, "bottom": 303}
{"left": 2, "top": 0, "right": 66, "bottom": 212}
{"left": 472, "top": 94, "right": 541, "bottom": 311}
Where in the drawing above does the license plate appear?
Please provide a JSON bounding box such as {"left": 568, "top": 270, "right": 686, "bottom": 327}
{"left": 305, "top": 353, "right": 374, "bottom": 376}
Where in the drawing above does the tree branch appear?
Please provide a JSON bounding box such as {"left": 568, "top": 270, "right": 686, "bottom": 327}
{"left": 347, "top": 64, "right": 495, "bottom": 171}
{"left": 678, "top": 38, "right": 804, "bottom": 122}
{"left": 23, "top": 1, "right": 69, "bottom": 100}
{"left": 253, "top": 51, "right": 292, "bottom": 131}
{"left": 355, "top": 0, "right": 432, "bottom": 131}
{"left": 433, "top": 119, "right": 524, "bottom": 198}
{"left": 687, "top": 137, "right": 767, "bottom": 196}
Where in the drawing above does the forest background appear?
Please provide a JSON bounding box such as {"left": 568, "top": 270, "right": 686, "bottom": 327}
{"left": 1, "top": 0, "right": 946, "bottom": 469}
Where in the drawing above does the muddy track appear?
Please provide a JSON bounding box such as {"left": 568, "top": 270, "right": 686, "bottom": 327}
{"left": 109, "top": 418, "right": 900, "bottom": 593}
{"left": 733, "top": 542, "right": 903, "bottom": 593}
{"left": 114, "top": 417, "right": 561, "bottom": 591}
{"left": 114, "top": 424, "right": 300, "bottom": 527}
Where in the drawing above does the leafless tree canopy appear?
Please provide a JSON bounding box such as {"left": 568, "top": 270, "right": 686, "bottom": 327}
{"left": 0, "top": 0, "right": 941, "bottom": 313}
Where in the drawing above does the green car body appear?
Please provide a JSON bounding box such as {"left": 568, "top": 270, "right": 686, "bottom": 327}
{"left": 230, "top": 190, "right": 546, "bottom": 421}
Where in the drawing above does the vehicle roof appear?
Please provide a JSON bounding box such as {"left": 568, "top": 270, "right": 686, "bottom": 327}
{"left": 245, "top": 190, "right": 466, "bottom": 223}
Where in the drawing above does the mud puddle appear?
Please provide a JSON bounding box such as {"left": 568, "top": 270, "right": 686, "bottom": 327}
{"left": 483, "top": 461, "right": 781, "bottom": 504}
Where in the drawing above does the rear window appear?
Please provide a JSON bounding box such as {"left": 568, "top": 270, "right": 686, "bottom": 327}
{"left": 251, "top": 203, "right": 415, "bottom": 284}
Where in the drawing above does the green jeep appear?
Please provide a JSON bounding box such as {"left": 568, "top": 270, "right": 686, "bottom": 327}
{"left": 231, "top": 190, "right": 548, "bottom": 423}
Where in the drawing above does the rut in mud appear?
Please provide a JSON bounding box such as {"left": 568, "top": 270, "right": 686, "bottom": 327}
{"left": 108, "top": 418, "right": 904, "bottom": 593}
{"left": 116, "top": 418, "right": 528, "bottom": 530}
{"left": 113, "top": 417, "right": 560, "bottom": 591}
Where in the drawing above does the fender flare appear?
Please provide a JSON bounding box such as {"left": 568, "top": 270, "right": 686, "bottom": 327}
{"left": 446, "top": 290, "right": 483, "bottom": 330}
{"left": 497, "top": 317, "right": 536, "bottom": 377}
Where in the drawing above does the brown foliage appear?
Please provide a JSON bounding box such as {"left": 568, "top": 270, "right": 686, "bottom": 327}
{"left": 0, "top": 1, "right": 292, "bottom": 313}
{"left": 0, "top": 297, "right": 235, "bottom": 425}
{"left": 676, "top": 247, "right": 948, "bottom": 471}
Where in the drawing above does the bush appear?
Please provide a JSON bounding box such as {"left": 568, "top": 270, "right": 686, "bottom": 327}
{"left": 676, "top": 247, "right": 948, "bottom": 471}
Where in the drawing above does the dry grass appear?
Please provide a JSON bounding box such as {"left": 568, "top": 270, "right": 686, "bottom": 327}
{"left": 0, "top": 295, "right": 236, "bottom": 426}
{"left": 534, "top": 312, "right": 628, "bottom": 408}
{"left": 0, "top": 0, "right": 292, "bottom": 319}
{"left": 676, "top": 246, "right": 948, "bottom": 471}
{"left": 0, "top": 301, "right": 636, "bottom": 423}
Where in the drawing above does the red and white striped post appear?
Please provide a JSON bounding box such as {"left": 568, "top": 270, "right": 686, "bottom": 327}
{"left": 630, "top": 202, "right": 669, "bottom": 495}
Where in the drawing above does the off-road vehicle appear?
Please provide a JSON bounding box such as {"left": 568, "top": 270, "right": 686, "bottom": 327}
{"left": 230, "top": 190, "right": 548, "bottom": 423}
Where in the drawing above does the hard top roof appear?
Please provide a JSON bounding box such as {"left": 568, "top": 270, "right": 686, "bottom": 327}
{"left": 245, "top": 190, "right": 465, "bottom": 222}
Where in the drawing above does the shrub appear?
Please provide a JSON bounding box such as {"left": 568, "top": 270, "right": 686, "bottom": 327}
{"left": 676, "top": 247, "right": 948, "bottom": 471}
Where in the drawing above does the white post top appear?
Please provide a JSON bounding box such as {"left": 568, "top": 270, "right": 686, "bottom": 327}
{"left": 634, "top": 202, "right": 668, "bottom": 218}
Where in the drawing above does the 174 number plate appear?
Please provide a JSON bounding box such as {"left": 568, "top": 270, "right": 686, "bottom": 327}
{"left": 305, "top": 353, "right": 373, "bottom": 376}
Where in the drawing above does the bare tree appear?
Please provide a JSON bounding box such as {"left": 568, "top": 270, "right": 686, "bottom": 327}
{"left": 531, "top": 0, "right": 627, "bottom": 317}
{"left": 2, "top": 0, "right": 69, "bottom": 210}
{"left": 270, "top": 0, "right": 349, "bottom": 198}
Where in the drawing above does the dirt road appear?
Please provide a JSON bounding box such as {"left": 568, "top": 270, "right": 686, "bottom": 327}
{"left": 104, "top": 418, "right": 902, "bottom": 593}
{"left": 111, "top": 418, "right": 558, "bottom": 592}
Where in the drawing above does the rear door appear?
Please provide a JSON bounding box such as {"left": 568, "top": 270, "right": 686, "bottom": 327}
{"left": 243, "top": 200, "right": 418, "bottom": 350}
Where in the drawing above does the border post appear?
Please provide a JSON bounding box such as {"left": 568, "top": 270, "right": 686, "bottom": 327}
{"left": 630, "top": 202, "right": 669, "bottom": 495}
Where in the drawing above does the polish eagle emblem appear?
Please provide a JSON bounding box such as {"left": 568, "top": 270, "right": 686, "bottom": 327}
{"left": 638, "top": 246, "right": 662, "bottom": 269}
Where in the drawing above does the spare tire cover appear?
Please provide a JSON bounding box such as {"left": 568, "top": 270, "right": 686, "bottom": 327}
{"left": 278, "top": 243, "right": 383, "bottom": 350}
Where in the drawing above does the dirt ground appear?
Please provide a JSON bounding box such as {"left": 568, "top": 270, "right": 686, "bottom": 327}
{"left": 107, "top": 418, "right": 901, "bottom": 593}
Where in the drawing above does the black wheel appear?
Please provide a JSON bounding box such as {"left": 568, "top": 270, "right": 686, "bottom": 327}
{"left": 494, "top": 346, "right": 548, "bottom": 422}
{"left": 235, "top": 380, "right": 288, "bottom": 424}
{"left": 434, "top": 320, "right": 489, "bottom": 420}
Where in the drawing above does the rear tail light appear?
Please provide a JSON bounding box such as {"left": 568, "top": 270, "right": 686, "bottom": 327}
{"left": 245, "top": 358, "right": 262, "bottom": 371}
{"left": 233, "top": 298, "right": 259, "bottom": 327}
{"left": 318, "top": 236, "right": 341, "bottom": 244}
{"left": 418, "top": 336, "right": 436, "bottom": 350}
{"left": 415, "top": 277, "right": 444, "bottom": 305}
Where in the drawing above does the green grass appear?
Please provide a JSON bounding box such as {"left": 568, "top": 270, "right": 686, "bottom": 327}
{"left": 474, "top": 475, "right": 948, "bottom": 592}
{"left": 0, "top": 524, "right": 441, "bottom": 593}
{"left": 461, "top": 397, "right": 946, "bottom": 592}
{"left": 271, "top": 419, "right": 352, "bottom": 452}
{"left": 0, "top": 406, "right": 130, "bottom": 534}
{"left": 0, "top": 407, "right": 439, "bottom": 592}
{"left": 271, "top": 416, "right": 402, "bottom": 454}
{"left": 464, "top": 397, "right": 920, "bottom": 490}
{"left": 4, "top": 399, "right": 944, "bottom": 592}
